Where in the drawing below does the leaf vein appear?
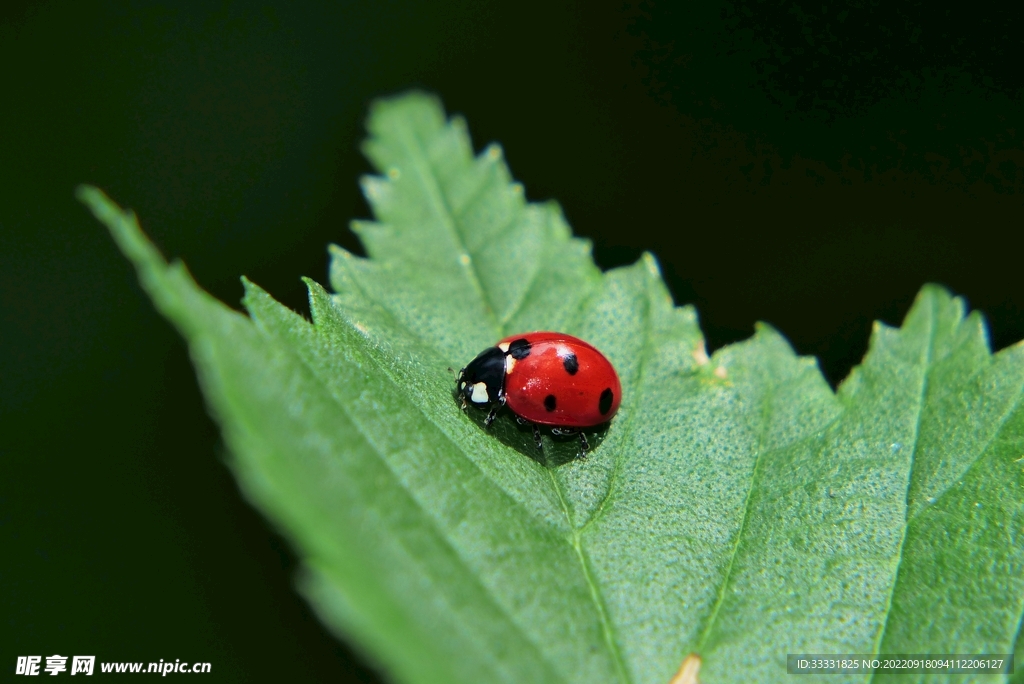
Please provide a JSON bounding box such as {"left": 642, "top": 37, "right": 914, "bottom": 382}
{"left": 578, "top": 283, "right": 655, "bottom": 535}
{"left": 870, "top": 294, "right": 939, "bottom": 674}
{"left": 398, "top": 119, "right": 501, "bottom": 333}
{"left": 548, "top": 468, "right": 632, "bottom": 684}
{"left": 321, "top": 271, "right": 568, "bottom": 530}
{"left": 496, "top": 213, "right": 544, "bottom": 328}
{"left": 906, "top": 369, "right": 1024, "bottom": 527}
{"left": 693, "top": 367, "right": 778, "bottom": 653}
{"left": 263, "top": 311, "right": 568, "bottom": 682}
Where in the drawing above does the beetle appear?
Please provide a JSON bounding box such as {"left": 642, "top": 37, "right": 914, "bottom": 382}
{"left": 456, "top": 332, "right": 621, "bottom": 458}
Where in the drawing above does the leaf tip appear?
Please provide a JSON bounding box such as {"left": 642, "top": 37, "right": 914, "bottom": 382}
{"left": 301, "top": 276, "right": 335, "bottom": 325}
{"left": 74, "top": 183, "right": 102, "bottom": 205}
{"left": 909, "top": 282, "right": 966, "bottom": 321}
{"left": 76, "top": 184, "right": 127, "bottom": 230}
{"left": 76, "top": 184, "right": 168, "bottom": 277}
{"left": 239, "top": 274, "right": 260, "bottom": 296}
{"left": 239, "top": 276, "right": 275, "bottom": 313}
{"left": 301, "top": 275, "right": 330, "bottom": 298}
{"left": 365, "top": 89, "right": 447, "bottom": 138}
{"left": 369, "top": 88, "right": 443, "bottom": 115}
{"left": 918, "top": 282, "right": 954, "bottom": 301}
{"left": 485, "top": 142, "right": 504, "bottom": 162}
{"left": 692, "top": 340, "right": 710, "bottom": 366}
{"left": 328, "top": 243, "right": 355, "bottom": 261}
{"left": 641, "top": 251, "right": 662, "bottom": 278}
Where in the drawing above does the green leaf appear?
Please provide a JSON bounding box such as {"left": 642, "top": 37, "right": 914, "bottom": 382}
{"left": 79, "top": 91, "right": 1024, "bottom": 684}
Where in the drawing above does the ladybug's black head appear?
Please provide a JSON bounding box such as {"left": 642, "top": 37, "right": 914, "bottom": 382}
{"left": 457, "top": 346, "right": 505, "bottom": 407}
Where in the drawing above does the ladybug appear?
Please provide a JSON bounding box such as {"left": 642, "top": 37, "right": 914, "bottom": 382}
{"left": 456, "top": 332, "right": 622, "bottom": 458}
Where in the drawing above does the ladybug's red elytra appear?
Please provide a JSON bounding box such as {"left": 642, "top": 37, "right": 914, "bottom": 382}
{"left": 456, "top": 332, "right": 622, "bottom": 458}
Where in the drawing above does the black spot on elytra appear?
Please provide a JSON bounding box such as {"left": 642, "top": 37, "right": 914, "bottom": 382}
{"left": 509, "top": 338, "right": 531, "bottom": 359}
{"left": 544, "top": 394, "right": 557, "bottom": 412}
{"left": 562, "top": 352, "right": 578, "bottom": 375}
{"left": 599, "top": 388, "right": 614, "bottom": 415}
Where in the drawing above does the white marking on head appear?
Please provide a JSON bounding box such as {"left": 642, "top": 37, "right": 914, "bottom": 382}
{"left": 505, "top": 355, "right": 517, "bottom": 374}
{"left": 471, "top": 382, "right": 490, "bottom": 403}
{"left": 459, "top": 381, "right": 466, "bottom": 391}
{"left": 497, "top": 342, "right": 510, "bottom": 352}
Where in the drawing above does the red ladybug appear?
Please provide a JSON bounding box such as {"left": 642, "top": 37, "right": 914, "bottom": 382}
{"left": 456, "top": 332, "right": 622, "bottom": 457}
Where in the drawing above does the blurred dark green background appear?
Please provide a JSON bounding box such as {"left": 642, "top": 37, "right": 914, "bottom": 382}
{"left": 2, "top": 1, "right": 1022, "bottom": 681}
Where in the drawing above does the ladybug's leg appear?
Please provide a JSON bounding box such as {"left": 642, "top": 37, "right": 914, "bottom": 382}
{"left": 578, "top": 431, "right": 589, "bottom": 459}
{"left": 484, "top": 395, "right": 507, "bottom": 428}
{"left": 515, "top": 415, "right": 529, "bottom": 425}
{"left": 456, "top": 367, "right": 468, "bottom": 411}
{"left": 532, "top": 423, "right": 543, "bottom": 451}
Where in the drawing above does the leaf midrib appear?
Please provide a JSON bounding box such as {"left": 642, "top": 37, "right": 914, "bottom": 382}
{"left": 315, "top": 274, "right": 638, "bottom": 681}
{"left": 869, "top": 294, "right": 939, "bottom": 676}
{"left": 255, "top": 294, "right": 570, "bottom": 683}
{"left": 395, "top": 118, "right": 501, "bottom": 334}
{"left": 384, "top": 117, "right": 640, "bottom": 679}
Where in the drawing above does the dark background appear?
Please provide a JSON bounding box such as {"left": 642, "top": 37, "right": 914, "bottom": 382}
{"left": 2, "top": 1, "right": 1022, "bottom": 681}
